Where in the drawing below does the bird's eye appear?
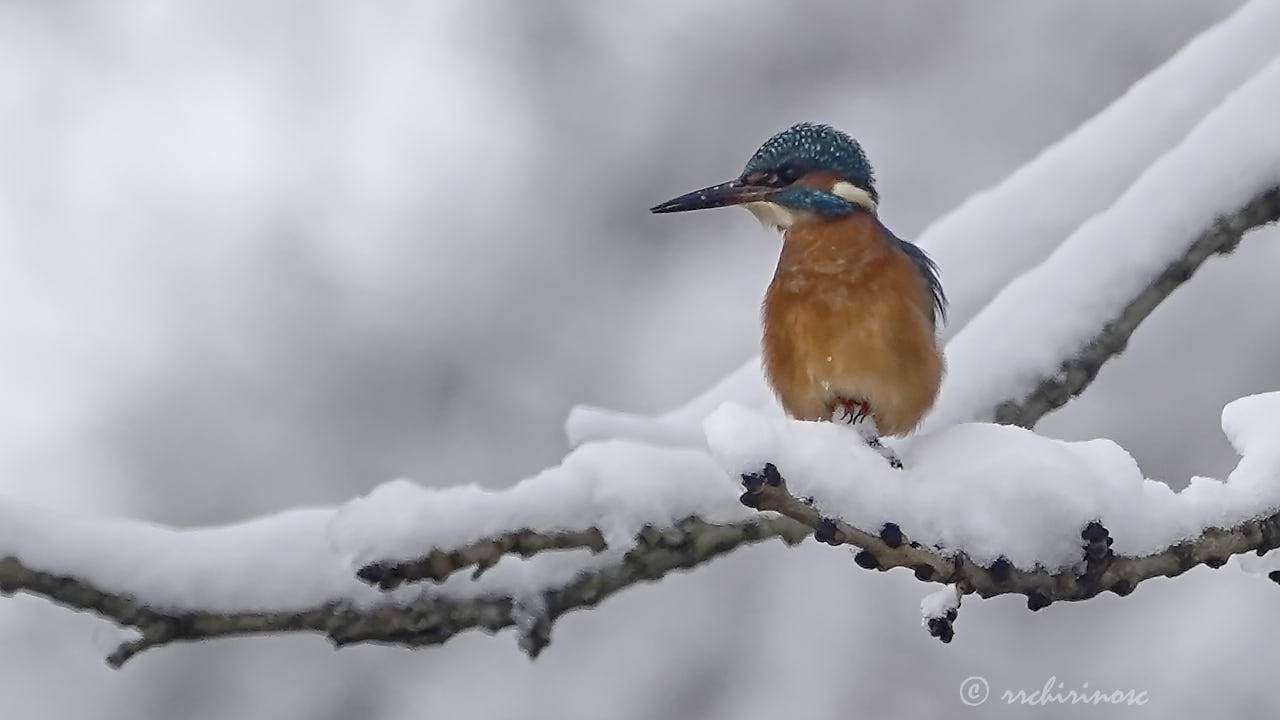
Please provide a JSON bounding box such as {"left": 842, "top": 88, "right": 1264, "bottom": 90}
{"left": 746, "top": 168, "right": 801, "bottom": 187}
{"left": 777, "top": 164, "right": 803, "bottom": 184}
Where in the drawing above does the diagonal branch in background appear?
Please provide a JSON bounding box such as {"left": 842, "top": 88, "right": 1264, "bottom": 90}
{"left": 1, "top": 181, "right": 1277, "bottom": 667}
{"left": 739, "top": 468, "right": 1280, "bottom": 642}
{"left": 994, "top": 185, "right": 1280, "bottom": 429}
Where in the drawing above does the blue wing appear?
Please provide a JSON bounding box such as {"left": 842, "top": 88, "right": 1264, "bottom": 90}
{"left": 887, "top": 227, "right": 947, "bottom": 329}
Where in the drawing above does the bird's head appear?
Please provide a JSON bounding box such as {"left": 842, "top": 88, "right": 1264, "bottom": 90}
{"left": 650, "top": 122, "right": 877, "bottom": 230}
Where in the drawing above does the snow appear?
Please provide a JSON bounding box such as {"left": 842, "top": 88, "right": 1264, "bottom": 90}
{"left": 0, "top": 440, "right": 754, "bottom": 614}
{"left": 8, "top": 388, "right": 1270, "bottom": 619}
{"left": 565, "top": 358, "right": 780, "bottom": 450}
{"left": 920, "top": 585, "right": 960, "bottom": 622}
{"left": 3, "top": 387, "right": 1267, "bottom": 616}
{"left": 330, "top": 440, "right": 752, "bottom": 569}
{"left": 1223, "top": 392, "right": 1280, "bottom": 578}
{"left": 926, "top": 53, "right": 1280, "bottom": 430}
{"left": 920, "top": 0, "right": 1280, "bottom": 337}
{"left": 0, "top": 499, "right": 381, "bottom": 613}
{"left": 705, "top": 392, "right": 1280, "bottom": 571}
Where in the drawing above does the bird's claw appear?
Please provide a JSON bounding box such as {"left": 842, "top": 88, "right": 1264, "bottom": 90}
{"left": 834, "top": 399, "right": 903, "bottom": 468}
{"left": 835, "top": 398, "right": 870, "bottom": 425}
{"left": 865, "top": 436, "right": 904, "bottom": 470}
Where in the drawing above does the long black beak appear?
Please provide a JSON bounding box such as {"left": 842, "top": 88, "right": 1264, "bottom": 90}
{"left": 650, "top": 180, "right": 776, "bottom": 214}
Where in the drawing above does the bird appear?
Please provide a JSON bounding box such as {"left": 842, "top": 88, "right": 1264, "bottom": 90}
{"left": 651, "top": 122, "right": 946, "bottom": 454}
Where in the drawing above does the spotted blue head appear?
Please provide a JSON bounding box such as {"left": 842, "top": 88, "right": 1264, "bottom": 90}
{"left": 650, "top": 122, "right": 878, "bottom": 228}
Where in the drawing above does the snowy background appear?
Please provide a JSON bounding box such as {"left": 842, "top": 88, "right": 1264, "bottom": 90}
{"left": 2, "top": 1, "right": 1279, "bottom": 718}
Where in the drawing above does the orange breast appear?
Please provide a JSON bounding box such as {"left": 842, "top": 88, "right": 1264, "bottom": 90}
{"left": 761, "top": 213, "right": 943, "bottom": 436}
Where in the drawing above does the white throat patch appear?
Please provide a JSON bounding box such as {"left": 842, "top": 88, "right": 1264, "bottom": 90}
{"left": 745, "top": 201, "right": 798, "bottom": 231}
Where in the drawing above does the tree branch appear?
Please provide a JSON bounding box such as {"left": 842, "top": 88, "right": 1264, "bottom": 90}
{"left": 994, "top": 185, "right": 1280, "bottom": 428}
{"left": 0, "top": 516, "right": 808, "bottom": 667}
{"left": 738, "top": 465, "right": 1280, "bottom": 641}
{"left": 355, "top": 527, "right": 609, "bottom": 589}
{"left": 2, "top": 181, "right": 1277, "bottom": 667}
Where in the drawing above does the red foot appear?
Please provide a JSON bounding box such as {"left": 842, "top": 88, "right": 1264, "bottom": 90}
{"left": 835, "top": 398, "right": 870, "bottom": 425}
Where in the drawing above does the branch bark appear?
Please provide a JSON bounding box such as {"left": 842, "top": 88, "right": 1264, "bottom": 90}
{"left": 739, "top": 467, "right": 1280, "bottom": 617}
{"left": 355, "top": 527, "right": 609, "bottom": 589}
{"left": 1, "top": 184, "right": 1277, "bottom": 667}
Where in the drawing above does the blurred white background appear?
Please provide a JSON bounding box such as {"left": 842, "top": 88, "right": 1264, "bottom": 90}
{"left": 3, "top": 1, "right": 1279, "bottom": 718}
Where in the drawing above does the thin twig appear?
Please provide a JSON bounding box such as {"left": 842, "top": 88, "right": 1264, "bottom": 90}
{"left": 355, "top": 527, "right": 608, "bottom": 589}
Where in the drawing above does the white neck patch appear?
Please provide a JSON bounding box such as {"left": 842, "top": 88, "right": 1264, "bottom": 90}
{"left": 830, "top": 181, "right": 877, "bottom": 212}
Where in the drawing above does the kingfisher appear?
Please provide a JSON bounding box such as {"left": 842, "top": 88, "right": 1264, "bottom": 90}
{"left": 651, "top": 122, "right": 946, "bottom": 452}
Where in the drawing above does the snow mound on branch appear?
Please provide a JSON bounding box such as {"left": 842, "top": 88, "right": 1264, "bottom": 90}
{"left": 920, "top": 586, "right": 960, "bottom": 622}
{"left": 329, "top": 440, "right": 752, "bottom": 569}
{"left": 0, "top": 501, "right": 382, "bottom": 613}
{"left": 705, "top": 392, "right": 1280, "bottom": 572}
{"left": 1, "top": 394, "right": 1277, "bottom": 616}
{"left": 1224, "top": 393, "right": 1280, "bottom": 578}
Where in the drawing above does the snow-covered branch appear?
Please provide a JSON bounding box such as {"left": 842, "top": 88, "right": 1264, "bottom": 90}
{"left": 736, "top": 462, "right": 1280, "bottom": 643}
{"left": 351, "top": 169, "right": 1280, "bottom": 602}
{"left": 3, "top": 37, "right": 1280, "bottom": 669}
{"left": 3, "top": 183, "right": 1276, "bottom": 668}
{"left": 704, "top": 378, "right": 1280, "bottom": 643}
{"left": 0, "top": 514, "right": 807, "bottom": 668}
{"left": 924, "top": 53, "right": 1280, "bottom": 430}
{"left": 994, "top": 184, "right": 1280, "bottom": 428}
{"left": 7, "top": 159, "right": 1271, "bottom": 664}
